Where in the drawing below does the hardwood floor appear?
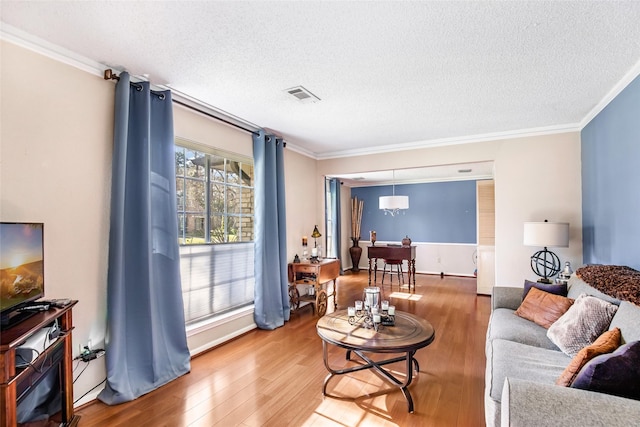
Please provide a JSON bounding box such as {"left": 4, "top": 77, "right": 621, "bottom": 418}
{"left": 76, "top": 272, "right": 491, "bottom": 426}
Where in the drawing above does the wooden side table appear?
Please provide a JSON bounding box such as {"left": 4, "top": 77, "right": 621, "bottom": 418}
{"left": 288, "top": 259, "right": 340, "bottom": 317}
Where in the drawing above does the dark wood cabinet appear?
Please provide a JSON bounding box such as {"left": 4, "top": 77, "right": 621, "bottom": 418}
{"left": 0, "top": 302, "right": 79, "bottom": 427}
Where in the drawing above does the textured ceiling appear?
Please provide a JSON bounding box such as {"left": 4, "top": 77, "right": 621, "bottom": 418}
{"left": 2, "top": 1, "right": 640, "bottom": 159}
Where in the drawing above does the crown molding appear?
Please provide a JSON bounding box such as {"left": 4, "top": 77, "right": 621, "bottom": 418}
{"left": 1, "top": 23, "right": 104, "bottom": 78}
{"left": 283, "top": 142, "right": 318, "bottom": 159}
{"left": 316, "top": 123, "right": 581, "bottom": 160}
{"left": 579, "top": 57, "right": 640, "bottom": 129}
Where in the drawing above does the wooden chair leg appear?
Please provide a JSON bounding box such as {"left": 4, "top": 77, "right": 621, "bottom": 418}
{"left": 382, "top": 262, "right": 387, "bottom": 285}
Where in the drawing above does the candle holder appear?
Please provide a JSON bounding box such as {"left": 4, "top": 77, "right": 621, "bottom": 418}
{"left": 347, "top": 287, "right": 395, "bottom": 331}
{"left": 302, "top": 236, "right": 309, "bottom": 261}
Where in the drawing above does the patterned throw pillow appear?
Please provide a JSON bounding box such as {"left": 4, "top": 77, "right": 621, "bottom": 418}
{"left": 556, "top": 328, "right": 621, "bottom": 387}
{"left": 571, "top": 340, "right": 640, "bottom": 401}
{"left": 515, "top": 287, "right": 574, "bottom": 329}
{"left": 547, "top": 293, "right": 619, "bottom": 357}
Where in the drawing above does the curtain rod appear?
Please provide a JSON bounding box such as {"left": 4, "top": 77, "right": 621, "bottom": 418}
{"left": 104, "top": 69, "right": 277, "bottom": 141}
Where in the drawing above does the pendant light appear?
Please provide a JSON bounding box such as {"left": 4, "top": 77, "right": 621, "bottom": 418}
{"left": 379, "top": 170, "right": 409, "bottom": 216}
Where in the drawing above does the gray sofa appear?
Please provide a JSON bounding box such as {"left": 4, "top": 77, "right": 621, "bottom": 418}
{"left": 485, "top": 275, "right": 640, "bottom": 427}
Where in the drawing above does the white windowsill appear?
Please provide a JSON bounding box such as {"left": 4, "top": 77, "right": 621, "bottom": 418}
{"left": 186, "top": 304, "right": 255, "bottom": 337}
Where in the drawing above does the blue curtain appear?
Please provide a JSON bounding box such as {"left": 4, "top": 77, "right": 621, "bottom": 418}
{"left": 327, "top": 178, "right": 343, "bottom": 274}
{"left": 253, "top": 130, "right": 289, "bottom": 329}
{"left": 98, "top": 72, "right": 190, "bottom": 405}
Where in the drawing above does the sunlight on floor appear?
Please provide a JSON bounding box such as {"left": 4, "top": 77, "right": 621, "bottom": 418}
{"left": 300, "top": 371, "right": 402, "bottom": 426}
{"left": 388, "top": 291, "right": 422, "bottom": 301}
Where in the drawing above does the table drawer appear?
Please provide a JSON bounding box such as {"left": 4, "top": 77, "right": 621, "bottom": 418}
{"left": 295, "top": 265, "right": 318, "bottom": 274}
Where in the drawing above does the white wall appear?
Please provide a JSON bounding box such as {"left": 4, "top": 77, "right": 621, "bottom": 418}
{"left": 318, "top": 133, "right": 583, "bottom": 288}
{"left": 1, "top": 41, "right": 112, "bottom": 406}
{"left": 494, "top": 134, "right": 583, "bottom": 286}
{"left": 285, "top": 149, "right": 318, "bottom": 262}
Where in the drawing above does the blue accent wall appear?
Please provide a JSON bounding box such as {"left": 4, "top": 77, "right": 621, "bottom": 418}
{"left": 351, "top": 180, "right": 477, "bottom": 244}
{"left": 581, "top": 74, "right": 640, "bottom": 269}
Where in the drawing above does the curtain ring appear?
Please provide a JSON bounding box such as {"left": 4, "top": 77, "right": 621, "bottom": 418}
{"left": 159, "top": 94, "right": 166, "bottom": 100}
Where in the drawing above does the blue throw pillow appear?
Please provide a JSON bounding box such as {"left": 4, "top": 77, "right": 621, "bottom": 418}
{"left": 523, "top": 279, "right": 568, "bottom": 299}
{"left": 571, "top": 340, "right": 640, "bottom": 401}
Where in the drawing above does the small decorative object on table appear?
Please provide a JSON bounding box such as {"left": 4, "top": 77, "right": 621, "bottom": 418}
{"left": 311, "top": 225, "right": 322, "bottom": 263}
{"left": 302, "top": 236, "right": 309, "bottom": 261}
{"left": 370, "top": 230, "right": 377, "bottom": 246}
{"left": 402, "top": 235, "right": 411, "bottom": 246}
{"left": 347, "top": 287, "right": 395, "bottom": 331}
{"left": 293, "top": 254, "right": 300, "bottom": 263}
{"left": 556, "top": 261, "right": 573, "bottom": 285}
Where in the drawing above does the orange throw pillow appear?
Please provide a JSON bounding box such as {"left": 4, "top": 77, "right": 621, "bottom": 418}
{"left": 556, "top": 327, "right": 621, "bottom": 387}
{"left": 515, "top": 287, "right": 574, "bottom": 329}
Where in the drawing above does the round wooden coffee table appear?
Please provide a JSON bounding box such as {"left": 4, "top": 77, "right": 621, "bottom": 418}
{"left": 316, "top": 309, "right": 435, "bottom": 413}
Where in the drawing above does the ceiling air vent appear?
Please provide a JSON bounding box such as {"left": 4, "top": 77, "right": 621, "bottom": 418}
{"left": 285, "top": 86, "right": 320, "bottom": 104}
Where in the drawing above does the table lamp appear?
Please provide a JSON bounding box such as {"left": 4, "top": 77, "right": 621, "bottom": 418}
{"left": 311, "top": 225, "right": 322, "bottom": 260}
{"left": 524, "top": 220, "right": 569, "bottom": 283}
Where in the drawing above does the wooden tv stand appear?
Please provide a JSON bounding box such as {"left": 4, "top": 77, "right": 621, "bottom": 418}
{"left": 0, "top": 302, "right": 79, "bottom": 427}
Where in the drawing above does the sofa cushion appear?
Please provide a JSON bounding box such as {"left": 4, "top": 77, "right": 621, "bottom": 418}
{"left": 523, "top": 279, "right": 568, "bottom": 299}
{"left": 487, "top": 338, "right": 570, "bottom": 401}
{"left": 556, "top": 328, "right": 621, "bottom": 387}
{"left": 487, "top": 308, "right": 559, "bottom": 351}
{"left": 547, "top": 293, "right": 618, "bottom": 357}
{"left": 609, "top": 301, "right": 640, "bottom": 344}
{"left": 515, "top": 287, "right": 574, "bottom": 329}
{"left": 571, "top": 340, "right": 640, "bottom": 401}
{"left": 567, "top": 275, "right": 621, "bottom": 304}
{"left": 502, "top": 378, "right": 640, "bottom": 427}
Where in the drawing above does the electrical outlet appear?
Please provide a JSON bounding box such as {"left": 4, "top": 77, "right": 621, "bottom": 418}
{"left": 79, "top": 340, "right": 92, "bottom": 355}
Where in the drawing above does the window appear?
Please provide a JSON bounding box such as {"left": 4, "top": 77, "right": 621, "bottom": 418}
{"left": 175, "top": 139, "right": 255, "bottom": 325}
{"left": 175, "top": 145, "right": 254, "bottom": 244}
{"left": 325, "top": 178, "right": 335, "bottom": 258}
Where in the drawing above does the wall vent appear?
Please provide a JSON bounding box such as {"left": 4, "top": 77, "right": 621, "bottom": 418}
{"left": 285, "top": 86, "right": 320, "bottom": 103}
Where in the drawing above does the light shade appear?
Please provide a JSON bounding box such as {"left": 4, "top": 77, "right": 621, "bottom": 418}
{"left": 523, "top": 222, "right": 569, "bottom": 248}
{"left": 311, "top": 225, "right": 321, "bottom": 238}
{"left": 379, "top": 195, "right": 409, "bottom": 210}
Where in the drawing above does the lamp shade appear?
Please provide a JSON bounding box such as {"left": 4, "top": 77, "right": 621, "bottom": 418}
{"left": 311, "top": 225, "right": 321, "bottom": 238}
{"left": 379, "top": 195, "right": 409, "bottom": 210}
{"left": 523, "top": 222, "right": 569, "bottom": 248}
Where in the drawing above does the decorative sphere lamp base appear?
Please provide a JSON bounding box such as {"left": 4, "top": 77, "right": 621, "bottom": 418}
{"left": 530, "top": 247, "right": 561, "bottom": 284}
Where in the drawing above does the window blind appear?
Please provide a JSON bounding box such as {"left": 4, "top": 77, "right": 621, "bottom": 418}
{"left": 180, "top": 242, "right": 255, "bottom": 325}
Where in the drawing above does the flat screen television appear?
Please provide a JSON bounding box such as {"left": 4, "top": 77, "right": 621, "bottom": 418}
{"left": 0, "top": 222, "right": 45, "bottom": 328}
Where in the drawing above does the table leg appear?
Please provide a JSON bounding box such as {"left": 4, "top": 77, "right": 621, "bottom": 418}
{"left": 411, "top": 259, "right": 416, "bottom": 291}
{"left": 331, "top": 279, "right": 337, "bottom": 309}
{"left": 402, "top": 351, "right": 415, "bottom": 413}
{"left": 352, "top": 349, "right": 417, "bottom": 413}
{"left": 322, "top": 346, "right": 419, "bottom": 413}
{"left": 374, "top": 258, "right": 378, "bottom": 283}
{"left": 321, "top": 341, "right": 335, "bottom": 396}
{"left": 368, "top": 259, "right": 372, "bottom": 285}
